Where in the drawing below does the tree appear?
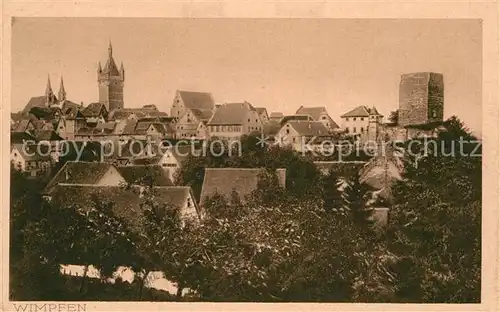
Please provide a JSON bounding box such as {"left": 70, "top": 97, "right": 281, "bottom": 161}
{"left": 388, "top": 110, "right": 399, "bottom": 124}
{"left": 343, "top": 172, "right": 373, "bottom": 228}
{"left": 321, "top": 169, "right": 344, "bottom": 212}
{"left": 386, "top": 117, "right": 481, "bottom": 302}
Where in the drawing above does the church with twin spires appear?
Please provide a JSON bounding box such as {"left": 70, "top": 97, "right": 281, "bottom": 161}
{"left": 97, "top": 41, "right": 125, "bottom": 111}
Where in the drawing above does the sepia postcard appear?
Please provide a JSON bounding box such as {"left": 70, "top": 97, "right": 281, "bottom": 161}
{"left": 1, "top": 1, "right": 499, "bottom": 312}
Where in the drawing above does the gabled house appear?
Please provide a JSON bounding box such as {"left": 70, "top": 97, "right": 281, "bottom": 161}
{"left": 207, "top": 102, "right": 263, "bottom": 140}
{"left": 199, "top": 168, "right": 286, "bottom": 206}
{"left": 176, "top": 108, "right": 212, "bottom": 140}
{"left": 62, "top": 108, "right": 86, "bottom": 140}
{"left": 275, "top": 120, "right": 335, "bottom": 153}
{"left": 255, "top": 107, "right": 270, "bottom": 124}
{"left": 134, "top": 122, "right": 175, "bottom": 141}
{"left": 131, "top": 145, "right": 192, "bottom": 182}
{"left": 296, "top": 106, "right": 339, "bottom": 130}
{"left": 82, "top": 102, "right": 108, "bottom": 126}
{"left": 11, "top": 143, "right": 53, "bottom": 177}
{"left": 269, "top": 112, "right": 284, "bottom": 123}
{"left": 42, "top": 161, "right": 126, "bottom": 195}
{"left": 12, "top": 119, "right": 36, "bottom": 133}
{"left": 170, "top": 90, "right": 215, "bottom": 120}
{"left": 49, "top": 185, "right": 202, "bottom": 226}
{"left": 340, "top": 105, "right": 383, "bottom": 141}
{"left": 32, "top": 129, "right": 64, "bottom": 162}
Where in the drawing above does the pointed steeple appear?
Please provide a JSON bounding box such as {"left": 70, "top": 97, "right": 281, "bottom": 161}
{"left": 120, "top": 62, "right": 125, "bottom": 81}
{"left": 108, "top": 40, "right": 113, "bottom": 59}
{"left": 58, "top": 76, "right": 66, "bottom": 102}
{"left": 45, "top": 74, "right": 56, "bottom": 106}
{"left": 45, "top": 74, "right": 53, "bottom": 96}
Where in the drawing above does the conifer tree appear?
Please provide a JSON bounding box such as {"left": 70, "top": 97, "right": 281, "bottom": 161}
{"left": 321, "top": 169, "right": 344, "bottom": 213}
{"left": 343, "top": 171, "right": 373, "bottom": 228}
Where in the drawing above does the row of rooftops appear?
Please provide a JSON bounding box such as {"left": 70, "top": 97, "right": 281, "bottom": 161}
{"left": 42, "top": 161, "right": 289, "bottom": 208}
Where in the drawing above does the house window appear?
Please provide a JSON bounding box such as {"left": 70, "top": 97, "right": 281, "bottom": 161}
{"left": 255, "top": 119, "right": 258, "bottom": 123}
{"left": 345, "top": 127, "right": 349, "bottom": 133}
{"left": 322, "top": 116, "right": 326, "bottom": 120}
{"left": 361, "top": 127, "right": 364, "bottom": 133}
{"left": 353, "top": 118, "right": 357, "bottom": 121}
{"left": 361, "top": 117, "right": 364, "bottom": 121}
{"left": 292, "top": 138, "right": 296, "bottom": 143}
{"left": 353, "top": 127, "right": 356, "bottom": 133}
{"left": 248, "top": 118, "right": 250, "bottom": 122}
{"left": 286, "top": 129, "right": 290, "bottom": 134}
{"left": 346, "top": 118, "right": 349, "bottom": 121}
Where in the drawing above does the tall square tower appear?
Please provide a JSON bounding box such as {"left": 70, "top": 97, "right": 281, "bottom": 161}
{"left": 398, "top": 72, "right": 444, "bottom": 126}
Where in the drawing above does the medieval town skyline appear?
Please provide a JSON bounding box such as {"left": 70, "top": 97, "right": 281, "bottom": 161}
{"left": 12, "top": 18, "right": 482, "bottom": 136}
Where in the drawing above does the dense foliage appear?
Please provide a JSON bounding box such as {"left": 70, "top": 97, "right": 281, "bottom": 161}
{"left": 10, "top": 116, "right": 481, "bottom": 302}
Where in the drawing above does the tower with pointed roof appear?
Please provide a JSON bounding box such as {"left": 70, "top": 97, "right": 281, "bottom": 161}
{"left": 368, "top": 106, "right": 383, "bottom": 141}
{"left": 45, "top": 75, "right": 57, "bottom": 106}
{"left": 97, "top": 41, "right": 125, "bottom": 111}
{"left": 58, "top": 76, "right": 67, "bottom": 102}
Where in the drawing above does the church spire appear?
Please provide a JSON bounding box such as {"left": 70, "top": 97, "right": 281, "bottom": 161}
{"left": 58, "top": 76, "right": 66, "bottom": 102}
{"left": 45, "top": 74, "right": 56, "bottom": 106}
{"left": 108, "top": 40, "right": 113, "bottom": 59}
{"left": 45, "top": 74, "right": 53, "bottom": 96}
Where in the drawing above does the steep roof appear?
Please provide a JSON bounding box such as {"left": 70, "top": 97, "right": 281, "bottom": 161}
{"left": 11, "top": 112, "right": 25, "bottom": 123}
{"left": 108, "top": 109, "right": 136, "bottom": 120}
{"left": 341, "top": 106, "right": 370, "bottom": 118}
{"left": 122, "top": 120, "right": 138, "bottom": 135}
{"left": 190, "top": 108, "right": 213, "bottom": 122}
{"left": 11, "top": 131, "right": 37, "bottom": 144}
{"left": 11, "top": 143, "right": 51, "bottom": 161}
{"left": 43, "top": 161, "right": 119, "bottom": 194}
{"left": 50, "top": 185, "right": 143, "bottom": 231}
{"left": 116, "top": 165, "right": 173, "bottom": 186}
{"left": 178, "top": 91, "right": 215, "bottom": 111}
{"left": 50, "top": 185, "right": 199, "bottom": 232}
{"left": 199, "top": 168, "right": 286, "bottom": 205}
{"left": 12, "top": 119, "right": 33, "bottom": 133}
{"left": 23, "top": 96, "right": 47, "bottom": 114}
{"left": 83, "top": 103, "right": 106, "bottom": 117}
{"left": 341, "top": 105, "right": 383, "bottom": 118}
{"left": 33, "top": 129, "right": 63, "bottom": 141}
{"left": 255, "top": 107, "right": 268, "bottom": 116}
{"left": 269, "top": 112, "right": 284, "bottom": 118}
{"left": 296, "top": 106, "right": 328, "bottom": 121}
{"left": 286, "top": 121, "right": 330, "bottom": 137}
{"left": 208, "top": 102, "right": 255, "bottom": 125}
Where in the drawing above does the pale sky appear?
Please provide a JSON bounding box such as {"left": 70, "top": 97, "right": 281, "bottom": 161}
{"left": 12, "top": 18, "right": 482, "bottom": 135}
